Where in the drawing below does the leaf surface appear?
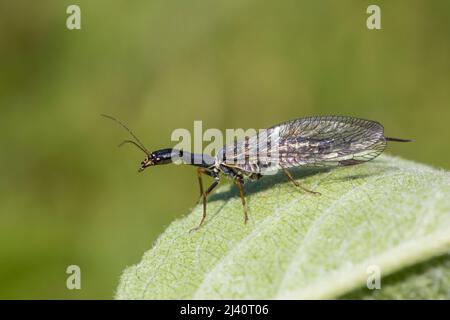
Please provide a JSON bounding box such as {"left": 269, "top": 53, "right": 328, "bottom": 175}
{"left": 116, "top": 155, "right": 450, "bottom": 299}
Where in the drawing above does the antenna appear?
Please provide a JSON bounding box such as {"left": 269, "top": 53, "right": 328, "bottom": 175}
{"left": 118, "top": 139, "right": 149, "bottom": 154}
{"left": 101, "top": 114, "right": 150, "bottom": 154}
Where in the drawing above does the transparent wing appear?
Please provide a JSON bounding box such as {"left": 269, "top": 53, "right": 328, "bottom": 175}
{"left": 218, "top": 116, "right": 387, "bottom": 174}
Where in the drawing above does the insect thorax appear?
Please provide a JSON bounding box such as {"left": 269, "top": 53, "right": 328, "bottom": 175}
{"left": 216, "top": 162, "right": 263, "bottom": 181}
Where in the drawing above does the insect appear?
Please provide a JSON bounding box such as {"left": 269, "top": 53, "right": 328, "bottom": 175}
{"left": 103, "top": 115, "right": 411, "bottom": 230}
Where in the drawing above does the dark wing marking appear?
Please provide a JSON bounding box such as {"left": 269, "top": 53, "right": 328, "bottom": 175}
{"left": 218, "top": 116, "right": 386, "bottom": 174}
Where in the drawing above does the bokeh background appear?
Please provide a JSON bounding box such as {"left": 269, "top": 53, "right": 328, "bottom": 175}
{"left": 0, "top": 0, "right": 449, "bottom": 299}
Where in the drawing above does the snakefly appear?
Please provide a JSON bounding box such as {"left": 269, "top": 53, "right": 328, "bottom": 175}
{"left": 102, "top": 115, "right": 411, "bottom": 230}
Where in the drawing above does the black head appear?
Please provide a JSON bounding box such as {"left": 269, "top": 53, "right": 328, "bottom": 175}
{"left": 139, "top": 148, "right": 174, "bottom": 172}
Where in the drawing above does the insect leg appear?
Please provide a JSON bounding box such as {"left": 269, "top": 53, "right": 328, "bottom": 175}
{"left": 281, "top": 167, "right": 321, "bottom": 195}
{"left": 235, "top": 178, "right": 248, "bottom": 223}
{"left": 196, "top": 168, "right": 212, "bottom": 204}
{"left": 191, "top": 177, "right": 219, "bottom": 231}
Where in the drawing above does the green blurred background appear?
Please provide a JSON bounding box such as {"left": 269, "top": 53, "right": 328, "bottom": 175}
{"left": 0, "top": 0, "right": 449, "bottom": 299}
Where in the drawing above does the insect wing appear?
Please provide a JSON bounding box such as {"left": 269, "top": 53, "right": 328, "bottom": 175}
{"left": 274, "top": 116, "right": 387, "bottom": 168}
{"left": 218, "top": 116, "right": 387, "bottom": 173}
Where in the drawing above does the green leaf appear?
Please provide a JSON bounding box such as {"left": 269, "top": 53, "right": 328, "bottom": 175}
{"left": 115, "top": 155, "right": 450, "bottom": 299}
